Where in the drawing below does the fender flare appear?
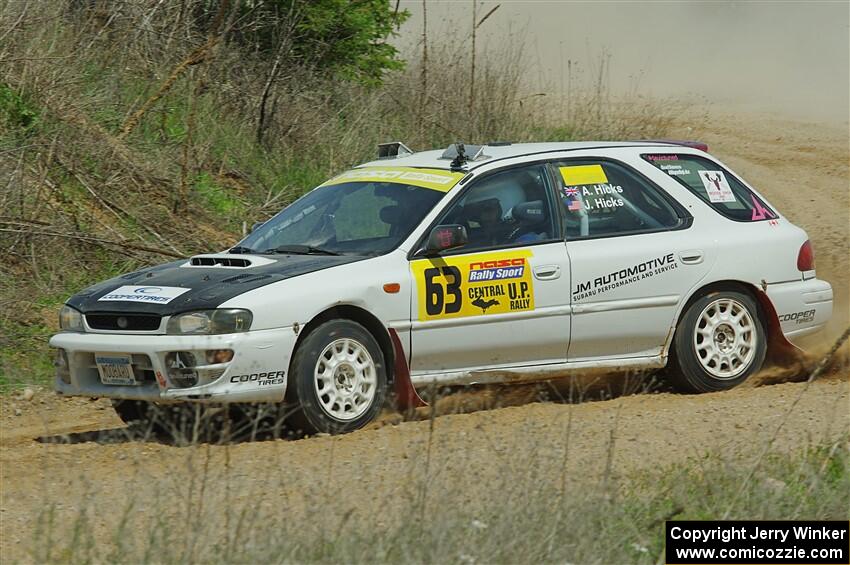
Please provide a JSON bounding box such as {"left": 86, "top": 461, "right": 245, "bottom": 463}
{"left": 293, "top": 304, "right": 426, "bottom": 411}
{"left": 666, "top": 280, "right": 800, "bottom": 364}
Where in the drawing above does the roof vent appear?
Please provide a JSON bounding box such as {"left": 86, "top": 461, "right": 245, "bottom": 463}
{"left": 377, "top": 141, "right": 414, "bottom": 159}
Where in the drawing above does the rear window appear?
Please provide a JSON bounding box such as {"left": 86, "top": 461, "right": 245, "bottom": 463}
{"left": 642, "top": 154, "right": 776, "bottom": 222}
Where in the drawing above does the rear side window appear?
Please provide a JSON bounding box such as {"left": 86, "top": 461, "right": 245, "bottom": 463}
{"left": 551, "top": 159, "right": 683, "bottom": 239}
{"left": 642, "top": 154, "right": 776, "bottom": 222}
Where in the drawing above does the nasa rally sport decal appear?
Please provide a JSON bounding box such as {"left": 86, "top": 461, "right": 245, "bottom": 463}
{"left": 98, "top": 285, "right": 191, "bottom": 304}
{"left": 411, "top": 250, "right": 535, "bottom": 321}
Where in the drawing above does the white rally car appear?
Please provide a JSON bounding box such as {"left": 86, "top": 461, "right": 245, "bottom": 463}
{"left": 50, "top": 141, "right": 833, "bottom": 434}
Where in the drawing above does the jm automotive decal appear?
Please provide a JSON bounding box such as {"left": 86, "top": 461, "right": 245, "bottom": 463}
{"left": 412, "top": 250, "right": 535, "bottom": 320}
{"left": 572, "top": 253, "right": 679, "bottom": 301}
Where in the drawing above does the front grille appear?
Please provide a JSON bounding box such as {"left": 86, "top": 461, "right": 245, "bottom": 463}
{"left": 86, "top": 313, "right": 162, "bottom": 331}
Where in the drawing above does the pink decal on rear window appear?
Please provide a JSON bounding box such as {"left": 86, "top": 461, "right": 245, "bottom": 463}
{"left": 751, "top": 195, "right": 775, "bottom": 220}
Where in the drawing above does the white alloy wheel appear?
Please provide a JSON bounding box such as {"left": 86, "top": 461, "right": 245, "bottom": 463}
{"left": 693, "top": 297, "right": 757, "bottom": 379}
{"left": 314, "top": 338, "right": 378, "bottom": 421}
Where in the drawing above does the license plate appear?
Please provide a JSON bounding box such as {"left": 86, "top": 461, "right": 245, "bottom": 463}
{"left": 95, "top": 354, "right": 137, "bottom": 385}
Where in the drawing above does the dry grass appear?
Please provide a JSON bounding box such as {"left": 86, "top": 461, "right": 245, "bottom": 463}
{"left": 21, "top": 409, "right": 850, "bottom": 563}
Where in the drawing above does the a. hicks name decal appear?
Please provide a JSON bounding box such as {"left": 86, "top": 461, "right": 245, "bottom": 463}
{"left": 412, "top": 250, "right": 535, "bottom": 320}
{"left": 572, "top": 253, "right": 679, "bottom": 301}
{"left": 558, "top": 165, "right": 625, "bottom": 212}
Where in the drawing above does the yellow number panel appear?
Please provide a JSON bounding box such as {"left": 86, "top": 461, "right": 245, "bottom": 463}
{"left": 411, "top": 250, "right": 535, "bottom": 321}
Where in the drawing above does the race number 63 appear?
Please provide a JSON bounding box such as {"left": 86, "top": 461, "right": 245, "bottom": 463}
{"left": 424, "top": 266, "right": 462, "bottom": 316}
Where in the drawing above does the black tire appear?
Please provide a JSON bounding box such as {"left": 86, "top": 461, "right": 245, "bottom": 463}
{"left": 112, "top": 399, "right": 152, "bottom": 425}
{"left": 667, "top": 290, "right": 767, "bottom": 393}
{"left": 112, "top": 400, "right": 222, "bottom": 442}
{"left": 286, "top": 319, "right": 388, "bottom": 435}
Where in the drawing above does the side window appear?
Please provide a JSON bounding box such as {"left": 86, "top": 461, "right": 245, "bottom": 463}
{"left": 642, "top": 153, "right": 776, "bottom": 222}
{"left": 552, "top": 160, "right": 682, "bottom": 239}
{"left": 436, "top": 164, "right": 556, "bottom": 253}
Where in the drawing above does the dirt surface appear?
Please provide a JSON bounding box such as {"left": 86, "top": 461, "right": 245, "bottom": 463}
{"left": 1, "top": 112, "right": 848, "bottom": 562}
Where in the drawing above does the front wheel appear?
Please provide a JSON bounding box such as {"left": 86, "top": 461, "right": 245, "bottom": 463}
{"left": 112, "top": 399, "right": 155, "bottom": 425}
{"left": 286, "top": 319, "right": 387, "bottom": 435}
{"left": 667, "top": 290, "right": 767, "bottom": 393}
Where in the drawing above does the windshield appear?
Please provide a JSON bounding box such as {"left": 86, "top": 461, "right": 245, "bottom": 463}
{"left": 237, "top": 169, "right": 459, "bottom": 256}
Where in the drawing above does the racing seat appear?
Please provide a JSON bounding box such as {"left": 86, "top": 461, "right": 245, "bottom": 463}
{"left": 509, "top": 200, "right": 549, "bottom": 243}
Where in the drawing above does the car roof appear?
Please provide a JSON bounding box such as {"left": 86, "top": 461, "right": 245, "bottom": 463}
{"left": 358, "top": 141, "right": 704, "bottom": 171}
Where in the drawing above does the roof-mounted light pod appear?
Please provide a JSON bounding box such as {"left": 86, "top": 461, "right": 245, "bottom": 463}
{"left": 377, "top": 142, "right": 414, "bottom": 159}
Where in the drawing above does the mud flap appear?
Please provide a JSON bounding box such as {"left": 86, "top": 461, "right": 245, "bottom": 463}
{"left": 388, "top": 328, "right": 427, "bottom": 411}
{"left": 755, "top": 289, "right": 802, "bottom": 365}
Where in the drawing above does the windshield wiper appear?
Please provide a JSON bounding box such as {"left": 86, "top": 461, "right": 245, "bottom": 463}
{"left": 228, "top": 246, "right": 255, "bottom": 254}
{"left": 264, "top": 245, "right": 341, "bottom": 256}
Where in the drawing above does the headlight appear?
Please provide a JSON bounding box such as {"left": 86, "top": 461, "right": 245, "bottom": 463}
{"left": 166, "top": 309, "right": 253, "bottom": 335}
{"left": 59, "top": 305, "right": 84, "bottom": 332}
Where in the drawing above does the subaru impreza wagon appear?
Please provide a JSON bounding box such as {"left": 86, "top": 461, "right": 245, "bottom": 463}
{"left": 50, "top": 140, "right": 833, "bottom": 433}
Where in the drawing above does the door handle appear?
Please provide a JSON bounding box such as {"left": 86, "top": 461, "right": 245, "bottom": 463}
{"left": 533, "top": 265, "right": 561, "bottom": 280}
{"left": 679, "top": 250, "right": 704, "bottom": 265}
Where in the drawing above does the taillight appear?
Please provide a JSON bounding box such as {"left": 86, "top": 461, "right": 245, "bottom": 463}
{"left": 797, "top": 240, "right": 815, "bottom": 271}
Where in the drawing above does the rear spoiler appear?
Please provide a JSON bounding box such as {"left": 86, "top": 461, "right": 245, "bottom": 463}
{"left": 637, "top": 139, "right": 709, "bottom": 152}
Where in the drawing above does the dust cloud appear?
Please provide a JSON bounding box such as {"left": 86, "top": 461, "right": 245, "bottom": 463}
{"left": 396, "top": 1, "right": 849, "bottom": 124}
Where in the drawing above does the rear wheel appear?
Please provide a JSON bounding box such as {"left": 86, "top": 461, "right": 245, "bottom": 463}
{"left": 667, "top": 290, "right": 766, "bottom": 393}
{"left": 286, "top": 319, "right": 387, "bottom": 435}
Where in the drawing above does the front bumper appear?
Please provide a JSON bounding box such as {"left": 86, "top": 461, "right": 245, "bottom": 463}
{"left": 766, "top": 277, "right": 833, "bottom": 345}
{"left": 49, "top": 327, "right": 297, "bottom": 403}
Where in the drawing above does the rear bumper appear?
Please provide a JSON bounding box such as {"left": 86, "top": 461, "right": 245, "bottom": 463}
{"left": 766, "top": 278, "right": 833, "bottom": 345}
{"left": 49, "top": 327, "right": 297, "bottom": 403}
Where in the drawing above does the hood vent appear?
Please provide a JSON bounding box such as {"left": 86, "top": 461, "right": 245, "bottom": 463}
{"left": 185, "top": 254, "right": 277, "bottom": 269}
{"left": 121, "top": 270, "right": 145, "bottom": 280}
{"left": 222, "top": 273, "right": 272, "bottom": 284}
{"left": 190, "top": 256, "right": 252, "bottom": 268}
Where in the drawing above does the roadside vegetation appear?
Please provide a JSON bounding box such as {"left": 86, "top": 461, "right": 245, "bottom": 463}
{"left": 0, "top": 0, "right": 681, "bottom": 389}
{"left": 28, "top": 427, "right": 850, "bottom": 563}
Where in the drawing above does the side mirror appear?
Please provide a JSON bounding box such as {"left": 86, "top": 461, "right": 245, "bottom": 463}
{"left": 250, "top": 221, "right": 266, "bottom": 233}
{"left": 425, "top": 224, "right": 468, "bottom": 254}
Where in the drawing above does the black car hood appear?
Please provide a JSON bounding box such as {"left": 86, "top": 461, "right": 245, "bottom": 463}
{"left": 68, "top": 254, "right": 364, "bottom": 316}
